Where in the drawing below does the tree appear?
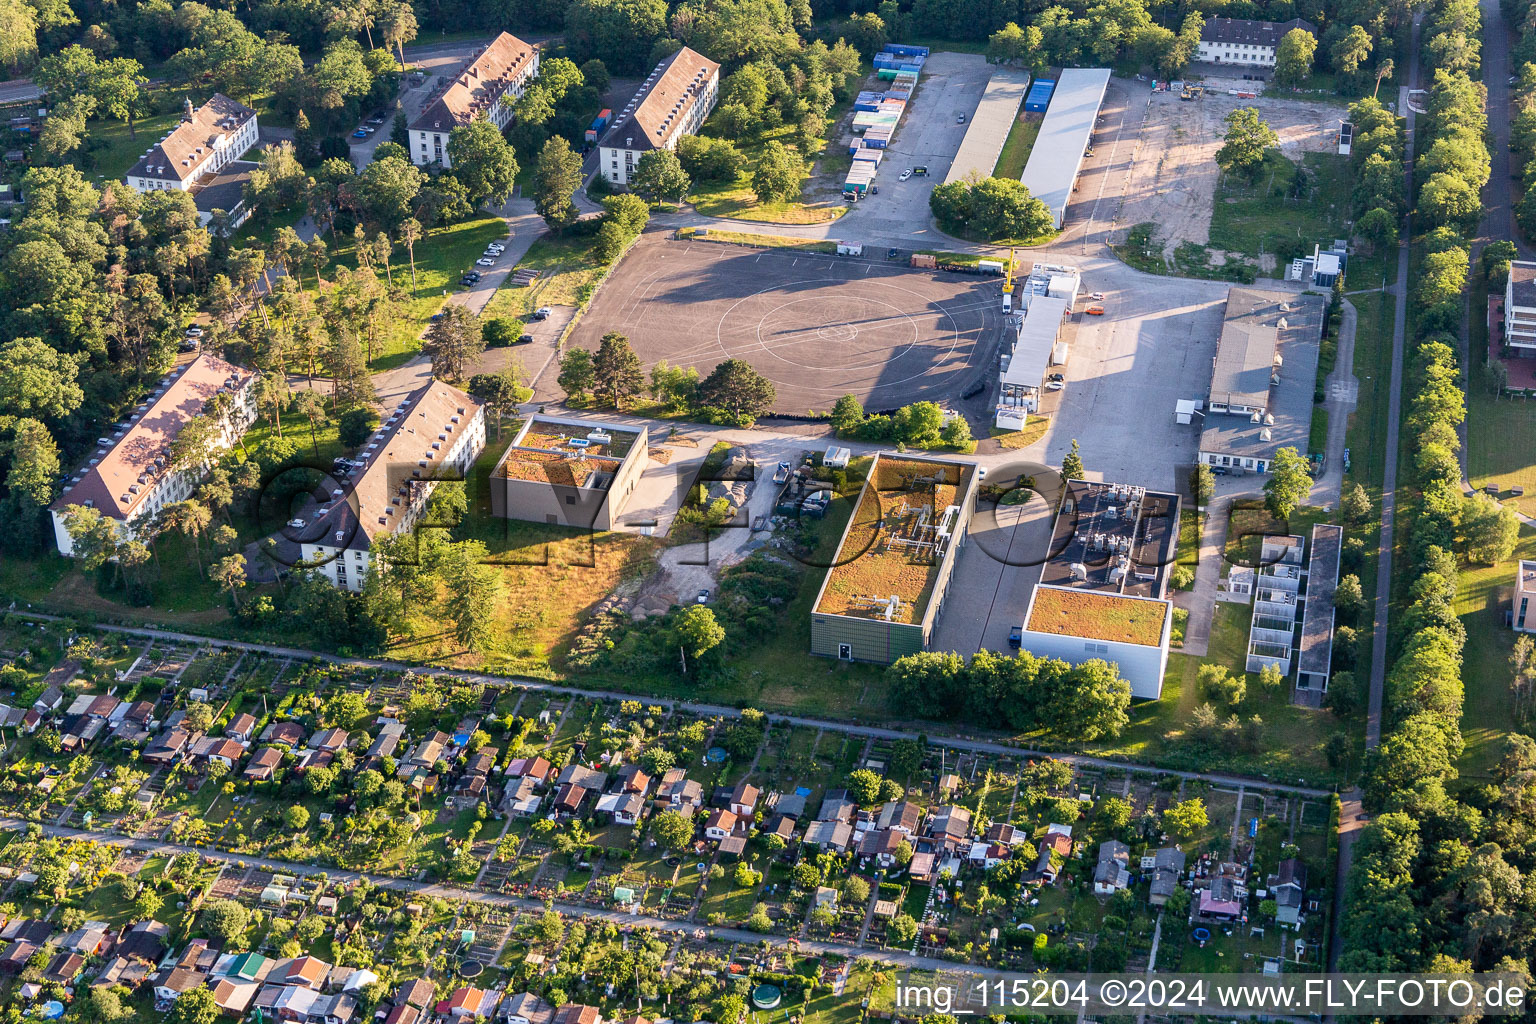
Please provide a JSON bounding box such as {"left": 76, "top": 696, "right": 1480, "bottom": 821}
{"left": 199, "top": 899, "right": 250, "bottom": 946}
{"left": 345, "top": 155, "right": 423, "bottom": 231}
{"left": 1464, "top": 493, "right": 1518, "bottom": 564}
{"left": 565, "top": 0, "right": 669, "bottom": 76}
{"left": 1334, "top": 573, "right": 1365, "bottom": 616}
{"left": 558, "top": 348, "right": 596, "bottom": 401}
{"left": 1332, "top": 25, "right": 1373, "bottom": 78}
{"left": 968, "top": 177, "right": 1054, "bottom": 240}
{"left": 1216, "top": 107, "right": 1279, "bottom": 176}
{"left": 1343, "top": 483, "right": 1372, "bottom": 522}
{"left": 0, "top": 0, "right": 38, "bottom": 75}
{"left": 440, "top": 543, "right": 501, "bottom": 653}
{"left": 941, "top": 414, "right": 973, "bottom": 450}
{"left": 1273, "top": 28, "right": 1317, "bottom": 87}
{"left": 1263, "top": 447, "right": 1312, "bottom": 520}
{"left": 831, "top": 394, "right": 864, "bottom": 436}
{"left": 1198, "top": 663, "right": 1246, "bottom": 706}
{"left": 0, "top": 336, "right": 83, "bottom": 420}
{"left": 847, "top": 768, "right": 882, "bottom": 804}
{"left": 212, "top": 555, "right": 247, "bottom": 609}
{"left": 423, "top": 304, "right": 484, "bottom": 381}
{"left": 652, "top": 809, "right": 694, "bottom": 850}
{"left": 184, "top": 701, "right": 215, "bottom": 735}
{"left": 534, "top": 135, "right": 582, "bottom": 232}
{"left": 676, "top": 604, "right": 725, "bottom": 663}
{"left": 338, "top": 406, "right": 379, "bottom": 448}
{"left": 284, "top": 805, "right": 311, "bottom": 830}
{"left": 751, "top": 141, "right": 803, "bottom": 203}
{"left": 168, "top": 988, "right": 219, "bottom": 1024}
{"left": 888, "top": 913, "right": 919, "bottom": 945}
{"left": 1098, "top": 796, "right": 1132, "bottom": 831}
{"left": 1163, "top": 798, "right": 1209, "bottom": 840}
{"left": 1356, "top": 207, "right": 1398, "bottom": 249}
{"left": 1062, "top": 439, "right": 1085, "bottom": 480}
{"left": 632, "top": 149, "right": 692, "bottom": 203}
{"left": 592, "top": 332, "right": 645, "bottom": 407}
{"left": 468, "top": 366, "right": 530, "bottom": 439}
{"left": 1418, "top": 171, "right": 1481, "bottom": 228}
{"left": 678, "top": 135, "right": 743, "bottom": 182}
{"left": 379, "top": 1, "right": 418, "bottom": 68}
{"left": 698, "top": 359, "right": 776, "bottom": 423}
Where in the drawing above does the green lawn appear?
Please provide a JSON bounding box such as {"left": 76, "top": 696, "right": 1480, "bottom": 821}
{"left": 678, "top": 226, "right": 837, "bottom": 252}
{"left": 1342, "top": 289, "right": 1394, "bottom": 694}
{"left": 1467, "top": 392, "right": 1536, "bottom": 519}
{"left": 1208, "top": 150, "right": 1352, "bottom": 264}
{"left": 86, "top": 109, "right": 186, "bottom": 182}
{"left": 992, "top": 114, "right": 1042, "bottom": 180}
{"left": 481, "top": 233, "right": 606, "bottom": 325}
{"left": 686, "top": 125, "right": 848, "bottom": 225}
{"left": 1085, "top": 600, "right": 1351, "bottom": 786}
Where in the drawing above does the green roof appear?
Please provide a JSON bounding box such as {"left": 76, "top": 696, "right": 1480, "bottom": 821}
{"left": 228, "top": 952, "right": 270, "bottom": 980}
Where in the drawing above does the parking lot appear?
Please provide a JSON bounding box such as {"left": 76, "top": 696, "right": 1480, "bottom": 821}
{"left": 830, "top": 51, "right": 995, "bottom": 246}
{"left": 568, "top": 235, "right": 1003, "bottom": 413}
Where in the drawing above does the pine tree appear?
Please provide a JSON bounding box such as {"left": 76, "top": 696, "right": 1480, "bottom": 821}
{"left": 592, "top": 332, "right": 644, "bottom": 408}
{"left": 1062, "top": 439, "right": 1085, "bottom": 480}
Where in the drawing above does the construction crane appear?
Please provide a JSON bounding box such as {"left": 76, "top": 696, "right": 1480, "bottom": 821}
{"left": 1003, "top": 247, "right": 1017, "bottom": 294}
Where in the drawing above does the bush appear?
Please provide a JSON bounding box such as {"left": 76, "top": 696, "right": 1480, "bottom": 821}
{"left": 483, "top": 317, "right": 522, "bottom": 348}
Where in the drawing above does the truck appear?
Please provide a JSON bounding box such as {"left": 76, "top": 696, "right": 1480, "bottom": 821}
{"left": 1008, "top": 625, "right": 1022, "bottom": 649}
{"left": 584, "top": 109, "right": 612, "bottom": 144}
{"left": 772, "top": 461, "right": 791, "bottom": 483}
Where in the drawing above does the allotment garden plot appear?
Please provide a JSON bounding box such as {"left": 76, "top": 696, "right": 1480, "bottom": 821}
{"left": 568, "top": 236, "right": 1000, "bottom": 414}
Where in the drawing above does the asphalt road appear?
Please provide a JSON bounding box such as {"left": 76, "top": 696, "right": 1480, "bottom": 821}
{"left": 0, "top": 78, "right": 42, "bottom": 104}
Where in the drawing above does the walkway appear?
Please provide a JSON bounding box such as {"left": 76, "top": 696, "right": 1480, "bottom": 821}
{"left": 4, "top": 817, "right": 1018, "bottom": 977}
{"left": 1311, "top": 298, "right": 1361, "bottom": 509}
{"left": 7, "top": 611, "right": 1333, "bottom": 798}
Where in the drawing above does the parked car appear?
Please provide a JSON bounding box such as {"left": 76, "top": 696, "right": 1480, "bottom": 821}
{"left": 696, "top": 589, "right": 710, "bottom": 604}
{"left": 1045, "top": 381, "right": 1065, "bottom": 391}
{"left": 184, "top": 327, "right": 204, "bottom": 338}
{"left": 1008, "top": 625, "right": 1022, "bottom": 649}
{"left": 517, "top": 334, "right": 534, "bottom": 344}
{"left": 476, "top": 257, "right": 496, "bottom": 266}
{"left": 178, "top": 337, "right": 200, "bottom": 352}
{"left": 369, "top": 116, "right": 386, "bottom": 125}
{"left": 1047, "top": 372, "right": 1065, "bottom": 382}
{"left": 352, "top": 129, "right": 368, "bottom": 138}
{"left": 913, "top": 165, "right": 928, "bottom": 176}
{"left": 533, "top": 307, "right": 552, "bottom": 319}
{"left": 486, "top": 243, "right": 506, "bottom": 253}
{"left": 956, "top": 113, "right": 966, "bottom": 123}
{"left": 287, "top": 518, "right": 306, "bottom": 529}
{"left": 1212, "top": 466, "right": 1230, "bottom": 476}
{"left": 899, "top": 168, "right": 912, "bottom": 181}
{"left": 1085, "top": 305, "right": 1105, "bottom": 315}
{"left": 1088, "top": 291, "right": 1105, "bottom": 301}
{"left": 886, "top": 247, "right": 899, "bottom": 260}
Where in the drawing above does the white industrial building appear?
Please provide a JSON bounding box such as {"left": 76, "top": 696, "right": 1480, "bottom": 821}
{"left": 996, "top": 262, "right": 1079, "bottom": 429}
{"left": 51, "top": 353, "right": 259, "bottom": 556}
{"left": 298, "top": 381, "right": 485, "bottom": 591}
{"left": 598, "top": 47, "right": 720, "bottom": 187}
{"left": 1504, "top": 261, "right": 1536, "bottom": 354}
{"left": 1013, "top": 480, "right": 1180, "bottom": 700}
{"left": 1018, "top": 68, "right": 1110, "bottom": 228}
{"left": 1196, "top": 18, "right": 1316, "bottom": 68}
{"left": 408, "top": 32, "right": 540, "bottom": 168}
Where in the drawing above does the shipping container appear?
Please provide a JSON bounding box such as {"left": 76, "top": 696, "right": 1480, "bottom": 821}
{"left": 583, "top": 108, "right": 612, "bottom": 144}
{"left": 884, "top": 88, "right": 910, "bottom": 101}
{"left": 852, "top": 148, "right": 882, "bottom": 163}
{"left": 977, "top": 259, "right": 1005, "bottom": 274}
{"left": 910, "top": 253, "right": 939, "bottom": 269}
{"left": 885, "top": 43, "right": 930, "bottom": 57}
{"left": 1024, "top": 79, "right": 1056, "bottom": 113}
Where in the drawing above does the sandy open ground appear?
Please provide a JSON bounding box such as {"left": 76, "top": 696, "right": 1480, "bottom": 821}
{"left": 1117, "top": 74, "right": 1347, "bottom": 257}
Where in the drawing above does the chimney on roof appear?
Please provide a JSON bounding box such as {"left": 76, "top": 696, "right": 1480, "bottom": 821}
{"left": 183, "top": 96, "right": 195, "bottom": 122}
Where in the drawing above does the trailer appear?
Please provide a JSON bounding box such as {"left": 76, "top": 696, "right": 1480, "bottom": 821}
{"left": 836, "top": 244, "right": 864, "bottom": 256}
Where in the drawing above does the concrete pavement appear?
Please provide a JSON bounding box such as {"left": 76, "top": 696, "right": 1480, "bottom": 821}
{"left": 1310, "top": 298, "right": 1360, "bottom": 510}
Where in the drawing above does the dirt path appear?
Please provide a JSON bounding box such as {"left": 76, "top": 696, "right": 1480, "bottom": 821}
{"left": 1117, "top": 80, "right": 1346, "bottom": 259}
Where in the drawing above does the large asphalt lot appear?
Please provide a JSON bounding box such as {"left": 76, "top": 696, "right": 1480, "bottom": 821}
{"left": 566, "top": 234, "right": 1005, "bottom": 414}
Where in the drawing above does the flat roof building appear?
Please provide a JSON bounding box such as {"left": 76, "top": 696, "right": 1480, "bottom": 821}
{"left": 488, "top": 416, "right": 648, "bottom": 531}
{"left": 1018, "top": 68, "right": 1111, "bottom": 228}
{"left": 997, "top": 262, "right": 1080, "bottom": 429}
{"left": 599, "top": 47, "right": 720, "bottom": 187}
{"left": 1198, "top": 287, "right": 1325, "bottom": 475}
{"left": 1245, "top": 534, "right": 1304, "bottom": 675}
{"left": 943, "top": 68, "right": 1031, "bottom": 185}
{"left": 1296, "top": 524, "right": 1342, "bottom": 693}
{"left": 51, "top": 353, "right": 259, "bottom": 556}
{"left": 1504, "top": 260, "right": 1536, "bottom": 354}
{"left": 298, "top": 381, "right": 485, "bottom": 591}
{"left": 1015, "top": 480, "right": 1181, "bottom": 699}
{"left": 409, "top": 32, "right": 540, "bottom": 168}
{"left": 811, "top": 454, "right": 979, "bottom": 664}
{"left": 1516, "top": 560, "right": 1536, "bottom": 633}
